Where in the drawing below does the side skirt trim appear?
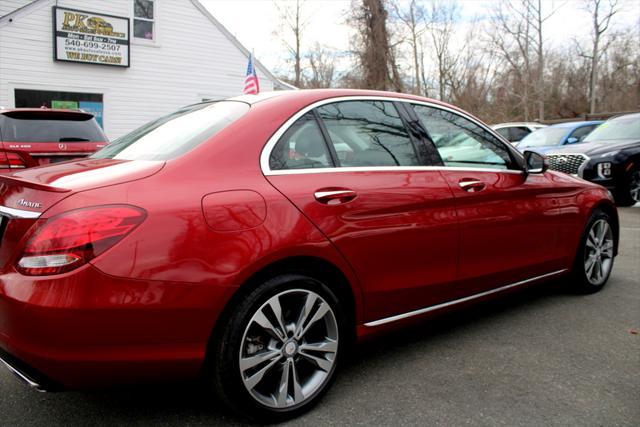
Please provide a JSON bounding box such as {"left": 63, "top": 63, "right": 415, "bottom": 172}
{"left": 363, "top": 269, "right": 568, "bottom": 327}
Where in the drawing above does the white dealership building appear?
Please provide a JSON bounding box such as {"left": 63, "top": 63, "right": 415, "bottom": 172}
{"left": 0, "top": 0, "right": 287, "bottom": 139}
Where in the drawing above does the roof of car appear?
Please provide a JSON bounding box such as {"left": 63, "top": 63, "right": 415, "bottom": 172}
{"left": 227, "top": 89, "right": 465, "bottom": 109}
{"left": 609, "top": 112, "right": 640, "bottom": 121}
{"left": 549, "top": 120, "right": 604, "bottom": 128}
{"left": 490, "top": 122, "right": 547, "bottom": 129}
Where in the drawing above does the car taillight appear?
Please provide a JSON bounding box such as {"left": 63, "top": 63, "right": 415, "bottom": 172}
{"left": 16, "top": 205, "right": 146, "bottom": 276}
{"left": 0, "top": 152, "right": 27, "bottom": 169}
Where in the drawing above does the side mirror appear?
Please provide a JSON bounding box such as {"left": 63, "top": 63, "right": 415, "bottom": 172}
{"left": 566, "top": 137, "right": 579, "bottom": 144}
{"left": 524, "top": 150, "right": 548, "bottom": 175}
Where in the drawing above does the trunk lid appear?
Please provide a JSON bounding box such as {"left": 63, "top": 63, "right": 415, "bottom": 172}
{"left": 0, "top": 159, "right": 164, "bottom": 270}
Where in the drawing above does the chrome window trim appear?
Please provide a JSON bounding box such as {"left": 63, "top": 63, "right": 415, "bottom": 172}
{"left": 0, "top": 205, "right": 42, "bottom": 219}
{"left": 364, "top": 269, "right": 568, "bottom": 327}
{"left": 260, "top": 95, "right": 524, "bottom": 176}
{"left": 266, "top": 165, "right": 525, "bottom": 176}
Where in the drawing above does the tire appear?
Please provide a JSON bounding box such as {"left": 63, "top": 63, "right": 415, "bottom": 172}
{"left": 569, "top": 209, "right": 616, "bottom": 293}
{"left": 208, "top": 273, "right": 345, "bottom": 422}
{"left": 614, "top": 165, "right": 640, "bottom": 207}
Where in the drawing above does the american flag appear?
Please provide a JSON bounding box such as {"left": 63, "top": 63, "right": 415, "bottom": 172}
{"left": 243, "top": 53, "right": 260, "bottom": 95}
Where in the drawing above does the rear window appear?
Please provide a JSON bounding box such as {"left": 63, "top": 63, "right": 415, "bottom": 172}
{"left": 0, "top": 111, "right": 106, "bottom": 142}
{"left": 92, "top": 101, "right": 249, "bottom": 161}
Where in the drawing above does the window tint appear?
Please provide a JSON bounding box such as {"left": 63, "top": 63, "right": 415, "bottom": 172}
{"left": 570, "top": 125, "right": 597, "bottom": 141}
{"left": 316, "top": 101, "right": 419, "bottom": 167}
{"left": 93, "top": 101, "right": 249, "bottom": 160}
{"left": 269, "top": 113, "right": 332, "bottom": 170}
{"left": 413, "top": 105, "right": 513, "bottom": 170}
{"left": 0, "top": 112, "right": 106, "bottom": 142}
{"left": 509, "top": 127, "right": 530, "bottom": 142}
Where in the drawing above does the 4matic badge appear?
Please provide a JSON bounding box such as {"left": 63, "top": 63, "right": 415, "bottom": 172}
{"left": 17, "top": 199, "right": 42, "bottom": 209}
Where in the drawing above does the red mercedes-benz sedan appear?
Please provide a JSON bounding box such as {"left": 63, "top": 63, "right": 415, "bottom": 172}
{"left": 0, "top": 90, "right": 618, "bottom": 421}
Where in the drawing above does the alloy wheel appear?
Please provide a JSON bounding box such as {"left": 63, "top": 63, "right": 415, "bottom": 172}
{"left": 584, "top": 219, "right": 614, "bottom": 286}
{"left": 239, "top": 289, "right": 339, "bottom": 409}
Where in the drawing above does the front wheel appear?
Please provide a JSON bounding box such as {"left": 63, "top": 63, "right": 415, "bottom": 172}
{"left": 614, "top": 165, "right": 640, "bottom": 207}
{"left": 569, "top": 210, "right": 616, "bottom": 293}
{"left": 209, "top": 274, "right": 344, "bottom": 422}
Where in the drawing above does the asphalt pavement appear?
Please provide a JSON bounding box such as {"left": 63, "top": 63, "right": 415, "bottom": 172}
{"left": 1, "top": 207, "right": 638, "bottom": 426}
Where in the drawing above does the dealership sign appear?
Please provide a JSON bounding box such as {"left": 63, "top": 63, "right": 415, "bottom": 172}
{"left": 53, "top": 7, "right": 130, "bottom": 67}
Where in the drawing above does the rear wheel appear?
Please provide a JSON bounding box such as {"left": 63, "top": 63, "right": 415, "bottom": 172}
{"left": 569, "top": 210, "right": 615, "bottom": 293}
{"left": 209, "top": 274, "right": 344, "bottom": 422}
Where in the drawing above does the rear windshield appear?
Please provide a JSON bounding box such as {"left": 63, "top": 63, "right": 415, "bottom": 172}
{"left": 92, "top": 101, "right": 250, "bottom": 161}
{"left": 0, "top": 112, "right": 106, "bottom": 142}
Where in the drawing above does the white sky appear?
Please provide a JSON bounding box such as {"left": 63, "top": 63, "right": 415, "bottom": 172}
{"left": 202, "top": 0, "right": 640, "bottom": 77}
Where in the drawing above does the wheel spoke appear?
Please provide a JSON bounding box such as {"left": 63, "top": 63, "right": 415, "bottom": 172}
{"left": 300, "top": 339, "right": 338, "bottom": 354}
{"left": 585, "top": 255, "right": 596, "bottom": 276}
{"left": 240, "top": 349, "right": 281, "bottom": 372}
{"left": 252, "top": 309, "right": 286, "bottom": 342}
{"left": 267, "top": 296, "right": 288, "bottom": 341}
{"left": 243, "top": 354, "right": 282, "bottom": 390}
{"left": 296, "top": 301, "right": 331, "bottom": 340}
{"left": 276, "top": 359, "right": 291, "bottom": 407}
{"left": 586, "top": 237, "right": 597, "bottom": 250}
{"left": 592, "top": 258, "right": 602, "bottom": 282}
{"left": 290, "top": 359, "right": 304, "bottom": 403}
{"left": 597, "top": 221, "right": 608, "bottom": 242}
{"left": 601, "top": 241, "right": 614, "bottom": 257}
{"left": 294, "top": 293, "right": 318, "bottom": 339}
{"left": 299, "top": 350, "right": 333, "bottom": 372}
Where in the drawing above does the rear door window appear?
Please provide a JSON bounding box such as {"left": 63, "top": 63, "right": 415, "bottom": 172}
{"left": 509, "top": 127, "right": 530, "bottom": 142}
{"left": 0, "top": 111, "right": 106, "bottom": 142}
{"left": 269, "top": 112, "right": 333, "bottom": 170}
{"left": 316, "top": 100, "right": 420, "bottom": 167}
{"left": 495, "top": 127, "right": 510, "bottom": 140}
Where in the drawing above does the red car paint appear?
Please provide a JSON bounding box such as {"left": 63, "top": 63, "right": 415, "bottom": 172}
{"left": 0, "top": 108, "right": 108, "bottom": 172}
{"left": 0, "top": 90, "right": 617, "bottom": 389}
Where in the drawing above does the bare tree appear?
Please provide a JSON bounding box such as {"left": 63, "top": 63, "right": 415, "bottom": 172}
{"left": 305, "top": 43, "right": 337, "bottom": 88}
{"left": 349, "top": 0, "right": 403, "bottom": 91}
{"left": 274, "top": 0, "right": 308, "bottom": 87}
{"left": 487, "top": 1, "right": 535, "bottom": 120}
{"left": 583, "top": 0, "right": 619, "bottom": 113}
{"left": 426, "top": 0, "right": 460, "bottom": 102}
{"left": 390, "top": 0, "right": 426, "bottom": 94}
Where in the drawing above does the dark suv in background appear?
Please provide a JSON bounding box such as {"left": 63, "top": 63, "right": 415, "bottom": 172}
{"left": 546, "top": 113, "right": 640, "bottom": 206}
{"left": 0, "top": 108, "right": 108, "bottom": 171}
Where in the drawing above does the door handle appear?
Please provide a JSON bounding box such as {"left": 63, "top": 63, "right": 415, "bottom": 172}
{"left": 314, "top": 189, "right": 357, "bottom": 205}
{"left": 458, "top": 180, "right": 486, "bottom": 193}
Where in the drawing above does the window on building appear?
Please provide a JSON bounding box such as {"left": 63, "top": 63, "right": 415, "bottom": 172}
{"left": 134, "top": 0, "right": 155, "bottom": 40}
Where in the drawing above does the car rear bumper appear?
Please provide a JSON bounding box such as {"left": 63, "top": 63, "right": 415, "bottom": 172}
{"left": 0, "top": 264, "right": 236, "bottom": 389}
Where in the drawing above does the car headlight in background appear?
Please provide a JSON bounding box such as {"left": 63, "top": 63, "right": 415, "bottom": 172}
{"left": 597, "top": 162, "right": 612, "bottom": 179}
